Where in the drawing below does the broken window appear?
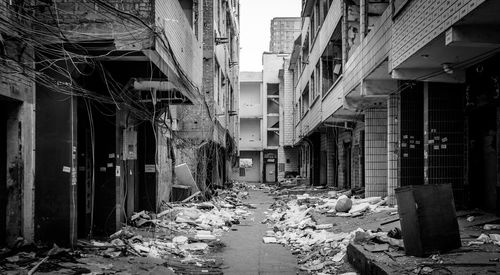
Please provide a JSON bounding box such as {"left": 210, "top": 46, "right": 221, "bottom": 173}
{"left": 267, "top": 83, "right": 279, "bottom": 96}
{"left": 302, "top": 32, "right": 310, "bottom": 69}
{"left": 301, "top": 83, "right": 310, "bottom": 116}
{"left": 267, "top": 131, "right": 279, "bottom": 147}
{"left": 310, "top": 70, "right": 315, "bottom": 103}
{"left": 345, "top": 0, "right": 360, "bottom": 60}
{"left": 392, "top": 0, "right": 411, "bottom": 17}
{"left": 365, "top": 1, "right": 389, "bottom": 36}
{"left": 321, "top": 23, "right": 342, "bottom": 96}
{"left": 267, "top": 98, "right": 279, "bottom": 114}
{"left": 267, "top": 115, "right": 279, "bottom": 129}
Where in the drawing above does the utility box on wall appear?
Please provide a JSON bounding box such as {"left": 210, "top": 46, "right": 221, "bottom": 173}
{"left": 395, "top": 184, "right": 461, "bottom": 257}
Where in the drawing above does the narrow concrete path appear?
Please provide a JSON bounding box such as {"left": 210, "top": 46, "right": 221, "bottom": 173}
{"left": 219, "top": 189, "right": 298, "bottom": 274}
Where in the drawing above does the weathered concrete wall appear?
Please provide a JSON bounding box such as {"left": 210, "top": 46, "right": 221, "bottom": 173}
{"left": 0, "top": 32, "right": 35, "bottom": 245}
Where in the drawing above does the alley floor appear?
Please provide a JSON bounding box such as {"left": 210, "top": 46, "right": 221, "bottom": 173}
{"left": 217, "top": 186, "right": 298, "bottom": 274}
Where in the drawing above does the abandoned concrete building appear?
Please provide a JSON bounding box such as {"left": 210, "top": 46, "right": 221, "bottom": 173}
{"left": 236, "top": 0, "right": 500, "bottom": 214}
{"left": 0, "top": 0, "right": 239, "bottom": 247}
{"left": 1, "top": 0, "right": 500, "bottom": 273}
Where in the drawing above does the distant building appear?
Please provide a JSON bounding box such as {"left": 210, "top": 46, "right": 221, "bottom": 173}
{"left": 234, "top": 53, "right": 299, "bottom": 183}
{"left": 269, "top": 17, "right": 301, "bottom": 53}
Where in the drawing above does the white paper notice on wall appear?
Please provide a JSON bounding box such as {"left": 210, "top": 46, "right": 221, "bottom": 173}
{"left": 108, "top": 153, "right": 115, "bottom": 158}
{"left": 107, "top": 163, "right": 113, "bottom": 168}
{"left": 62, "top": 166, "right": 71, "bottom": 173}
{"left": 100, "top": 167, "right": 106, "bottom": 172}
{"left": 441, "top": 144, "right": 447, "bottom": 149}
{"left": 145, "top": 164, "right": 156, "bottom": 173}
{"left": 115, "top": 166, "right": 120, "bottom": 177}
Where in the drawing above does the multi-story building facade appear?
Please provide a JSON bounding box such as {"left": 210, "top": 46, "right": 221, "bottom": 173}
{"left": 235, "top": 52, "right": 299, "bottom": 183}
{"left": 235, "top": 72, "right": 264, "bottom": 182}
{"left": 1, "top": 0, "right": 239, "bottom": 247}
{"left": 175, "top": 0, "right": 240, "bottom": 191}
{"left": 270, "top": 17, "right": 302, "bottom": 53}
{"left": 289, "top": 0, "right": 500, "bottom": 214}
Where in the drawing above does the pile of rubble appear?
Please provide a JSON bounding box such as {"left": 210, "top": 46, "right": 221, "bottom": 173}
{"left": 263, "top": 190, "right": 402, "bottom": 274}
{"left": 0, "top": 182, "right": 255, "bottom": 274}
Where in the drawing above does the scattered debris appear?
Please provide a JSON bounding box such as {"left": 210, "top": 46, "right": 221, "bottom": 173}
{"left": 483, "top": 224, "right": 500, "bottom": 230}
{"left": 0, "top": 182, "right": 256, "bottom": 275}
{"left": 262, "top": 184, "right": 398, "bottom": 274}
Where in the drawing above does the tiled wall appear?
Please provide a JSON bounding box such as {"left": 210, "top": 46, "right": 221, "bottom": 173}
{"left": 365, "top": 108, "right": 388, "bottom": 197}
{"left": 387, "top": 95, "right": 400, "bottom": 205}
{"left": 391, "top": 0, "right": 486, "bottom": 69}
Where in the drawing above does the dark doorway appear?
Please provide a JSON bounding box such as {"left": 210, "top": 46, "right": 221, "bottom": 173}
{"left": 344, "top": 141, "right": 352, "bottom": 188}
{"left": 311, "top": 134, "right": 321, "bottom": 186}
{"left": 320, "top": 151, "right": 327, "bottom": 186}
{"left": 0, "top": 100, "right": 8, "bottom": 245}
{"left": 138, "top": 122, "right": 157, "bottom": 211}
{"left": 0, "top": 98, "right": 23, "bottom": 246}
{"left": 263, "top": 151, "right": 277, "bottom": 183}
{"left": 469, "top": 106, "right": 497, "bottom": 212}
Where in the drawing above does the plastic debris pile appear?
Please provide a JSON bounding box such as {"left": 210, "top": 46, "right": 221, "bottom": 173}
{"left": 262, "top": 191, "right": 402, "bottom": 273}
{"left": 0, "top": 182, "right": 255, "bottom": 275}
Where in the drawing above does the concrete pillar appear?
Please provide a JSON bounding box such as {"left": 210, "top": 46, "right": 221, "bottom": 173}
{"left": 259, "top": 151, "right": 264, "bottom": 183}
{"left": 364, "top": 108, "right": 388, "bottom": 197}
{"left": 387, "top": 95, "right": 400, "bottom": 205}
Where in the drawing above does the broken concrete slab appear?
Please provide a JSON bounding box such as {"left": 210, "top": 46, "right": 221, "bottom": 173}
{"left": 174, "top": 163, "right": 199, "bottom": 193}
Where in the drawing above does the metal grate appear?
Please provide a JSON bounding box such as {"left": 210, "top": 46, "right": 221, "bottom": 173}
{"left": 400, "top": 82, "right": 424, "bottom": 187}
{"left": 426, "top": 83, "right": 466, "bottom": 207}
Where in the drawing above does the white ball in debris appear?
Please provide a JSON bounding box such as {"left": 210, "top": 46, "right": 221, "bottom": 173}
{"left": 335, "top": 195, "right": 352, "bottom": 212}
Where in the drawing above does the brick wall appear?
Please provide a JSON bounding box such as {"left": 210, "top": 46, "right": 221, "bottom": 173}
{"left": 156, "top": 0, "right": 203, "bottom": 87}
{"left": 35, "top": 0, "right": 153, "bottom": 46}
{"left": 278, "top": 146, "right": 299, "bottom": 180}
{"left": 282, "top": 61, "right": 296, "bottom": 146}
{"left": 365, "top": 108, "right": 388, "bottom": 197}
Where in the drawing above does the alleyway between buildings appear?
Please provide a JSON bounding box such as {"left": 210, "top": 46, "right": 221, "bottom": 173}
{"left": 2, "top": 181, "right": 500, "bottom": 274}
{"left": 218, "top": 186, "right": 297, "bottom": 274}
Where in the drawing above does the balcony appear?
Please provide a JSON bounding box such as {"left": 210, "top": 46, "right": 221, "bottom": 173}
{"left": 240, "top": 103, "right": 263, "bottom": 118}
{"left": 390, "top": 0, "right": 498, "bottom": 83}
{"left": 240, "top": 118, "right": 262, "bottom": 150}
{"left": 343, "top": 5, "right": 392, "bottom": 97}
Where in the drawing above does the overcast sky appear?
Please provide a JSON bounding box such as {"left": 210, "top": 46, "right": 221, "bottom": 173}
{"left": 239, "top": 0, "right": 301, "bottom": 72}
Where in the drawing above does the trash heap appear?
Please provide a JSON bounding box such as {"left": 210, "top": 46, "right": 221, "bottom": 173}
{"left": 90, "top": 186, "right": 254, "bottom": 273}
{"left": 263, "top": 191, "right": 401, "bottom": 273}
{"left": 0, "top": 183, "right": 255, "bottom": 275}
{"left": 469, "top": 233, "right": 500, "bottom": 246}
